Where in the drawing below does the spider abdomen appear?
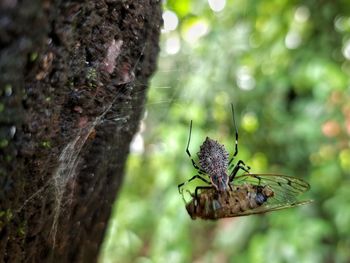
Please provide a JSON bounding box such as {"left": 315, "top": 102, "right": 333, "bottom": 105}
{"left": 197, "top": 137, "right": 230, "bottom": 190}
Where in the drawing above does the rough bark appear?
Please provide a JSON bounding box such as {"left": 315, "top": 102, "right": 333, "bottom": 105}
{"left": 0, "top": 1, "right": 162, "bottom": 262}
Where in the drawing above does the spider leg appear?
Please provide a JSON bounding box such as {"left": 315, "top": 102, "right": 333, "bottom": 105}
{"left": 186, "top": 120, "right": 206, "bottom": 174}
{"left": 229, "top": 160, "right": 251, "bottom": 182}
{"left": 227, "top": 105, "right": 251, "bottom": 181}
{"left": 228, "top": 183, "right": 233, "bottom": 191}
{"left": 178, "top": 175, "right": 211, "bottom": 194}
{"left": 253, "top": 174, "right": 262, "bottom": 185}
{"left": 228, "top": 159, "right": 250, "bottom": 172}
{"left": 228, "top": 104, "right": 239, "bottom": 167}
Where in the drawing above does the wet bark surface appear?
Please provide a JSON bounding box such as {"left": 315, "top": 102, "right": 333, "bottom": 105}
{"left": 0, "top": 1, "right": 162, "bottom": 262}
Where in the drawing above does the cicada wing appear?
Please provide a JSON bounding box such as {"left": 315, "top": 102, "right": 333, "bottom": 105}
{"left": 232, "top": 173, "right": 310, "bottom": 205}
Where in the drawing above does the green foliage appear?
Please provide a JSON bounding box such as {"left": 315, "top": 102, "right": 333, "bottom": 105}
{"left": 100, "top": 0, "right": 350, "bottom": 262}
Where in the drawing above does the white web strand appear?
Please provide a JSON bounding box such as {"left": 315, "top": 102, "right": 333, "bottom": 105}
{"left": 15, "top": 39, "right": 182, "bottom": 248}
{"left": 50, "top": 94, "right": 121, "bottom": 245}
{"left": 49, "top": 41, "right": 152, "bottom": 245}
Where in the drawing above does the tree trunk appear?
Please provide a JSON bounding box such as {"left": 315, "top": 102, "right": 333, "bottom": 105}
{"left": 0, "top": 1, "right": 162, "bottom": 262}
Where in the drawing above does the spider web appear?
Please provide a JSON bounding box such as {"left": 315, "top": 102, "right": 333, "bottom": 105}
{"left": 15, "top": 39, "right": 182, "bottom": 248}
{"left": 49, "top": 42, "right": 147, "bottom": 246}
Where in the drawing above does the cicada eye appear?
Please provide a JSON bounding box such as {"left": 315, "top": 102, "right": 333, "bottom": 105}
{"left": 255, "top": 192, "right": 267, "bottom": 205}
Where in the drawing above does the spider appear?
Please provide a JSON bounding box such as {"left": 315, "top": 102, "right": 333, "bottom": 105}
{"left": 178, "top": 104, "right": 251, "bottom": 195}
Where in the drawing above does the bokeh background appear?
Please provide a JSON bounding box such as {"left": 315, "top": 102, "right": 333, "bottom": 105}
{"left": 100, "top": 0, "right": 350, "bottom": 262}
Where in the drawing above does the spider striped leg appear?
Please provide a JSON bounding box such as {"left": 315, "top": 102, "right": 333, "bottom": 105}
{"left": 229, "top": 160, "right": 251, "bottom": 182}
{"left": 227, "top": 104, "right": 239, "bottom": 167}
{"left": 178, "top": 175, "right": 211, "bottom": 194}
{"left": 186, "top": 120, "right": 206, "bottom": 174}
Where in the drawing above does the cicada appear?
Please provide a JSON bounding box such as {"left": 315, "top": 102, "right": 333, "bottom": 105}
{"left": 184, "top": 173, "right": 311, "bottom": 220}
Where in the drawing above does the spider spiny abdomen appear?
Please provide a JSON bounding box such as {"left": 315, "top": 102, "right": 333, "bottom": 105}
{"left": 198, "top": 137, "right": 229, "bottom": 173}
{"left": 197, "top": 137, "right": 230, "bottom": 190}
